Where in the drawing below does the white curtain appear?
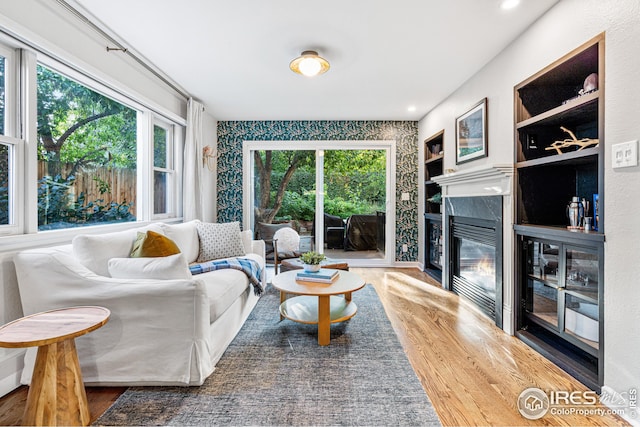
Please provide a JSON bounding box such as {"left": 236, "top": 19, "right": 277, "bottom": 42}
{"left": 183, "top": 98, "right": 205, "bottom": 221}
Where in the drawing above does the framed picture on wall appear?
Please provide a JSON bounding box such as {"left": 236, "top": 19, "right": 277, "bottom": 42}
{"left": 455, "top": 98, "right": 488, "bottom": 164}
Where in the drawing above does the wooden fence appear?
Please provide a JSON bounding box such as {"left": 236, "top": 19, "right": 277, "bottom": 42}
{"left": 39, "top": 162, "right": 137, "bottom": 215}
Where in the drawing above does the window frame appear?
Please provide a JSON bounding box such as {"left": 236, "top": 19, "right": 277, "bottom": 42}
{"left": 152, "top": 118, "right": 176, "bottom": 219}
{"left": 0, "top": 42, "right": 23, "bottom": 236}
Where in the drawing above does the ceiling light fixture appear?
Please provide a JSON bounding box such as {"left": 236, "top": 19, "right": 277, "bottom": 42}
{"left": 500, "top": 0, "right": 521, "bottom": 10}
{"left": 290, "top": 50, "right": 330, "bottom": 77}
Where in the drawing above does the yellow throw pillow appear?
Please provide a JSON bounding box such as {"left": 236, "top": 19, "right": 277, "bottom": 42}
{"left": 130, "top": 230, "right": 181, "bottom": 258}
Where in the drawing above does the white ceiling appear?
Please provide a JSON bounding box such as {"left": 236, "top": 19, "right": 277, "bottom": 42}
{"left": 73, "top": 0, "right": 559, "bottom": 121}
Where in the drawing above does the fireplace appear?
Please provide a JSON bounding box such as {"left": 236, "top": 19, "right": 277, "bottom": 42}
{"left": 445, "top": 196, "right": 503, "bottom": 328}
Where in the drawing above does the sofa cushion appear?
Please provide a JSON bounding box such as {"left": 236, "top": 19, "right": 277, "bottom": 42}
{"left": 72, "top": 224, "right": 163, "bottom": 277}
{"left": 196, "top": 221, "right": 245, "bottom": 262}
{"left": 130, "top": 230, "right": 181, "bottom": 258}
{"left": 108, "top": 253, "right": 191, "bottom": 280}
{"left": 160, "top": 221, "right": 200, "bottom": 263}
{"left": 198, "top": 268, "right": 251, "bottom": 323}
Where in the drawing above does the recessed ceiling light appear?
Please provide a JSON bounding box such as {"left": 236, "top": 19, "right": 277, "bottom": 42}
{"left": 290, "top": 51, "right": 330, "bottom": 77}
{"left": 407, "top": 105, "right": 417, "bottom": 112}
{"left": 500, "top": 0, "right": 520, "bottom": 10}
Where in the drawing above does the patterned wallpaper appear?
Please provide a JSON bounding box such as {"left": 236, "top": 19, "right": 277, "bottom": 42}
{"left": 216, "top": 121, "right": 418, "bottom": 262}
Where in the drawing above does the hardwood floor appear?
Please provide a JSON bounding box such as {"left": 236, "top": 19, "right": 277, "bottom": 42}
{"left": 358, "top": 267, "right": 627, "bottom": 427}
{"left": 0, "top": 267, "right": 627, "bottom": 426}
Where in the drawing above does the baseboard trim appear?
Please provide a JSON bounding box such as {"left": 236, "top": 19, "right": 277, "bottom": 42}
{"left": 0, "top": 349, "right": 24, "bottom": 398}
{"left": 393, "top": 261, "right": 421, "bottom": 269}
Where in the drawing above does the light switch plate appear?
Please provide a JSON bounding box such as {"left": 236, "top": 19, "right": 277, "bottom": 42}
{"left": 612, "top": 140, "right": 638, "bottom": 169}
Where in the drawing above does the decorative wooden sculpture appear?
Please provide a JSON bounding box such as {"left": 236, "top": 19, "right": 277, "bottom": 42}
{"left": 545, "top": 126, "right": 599, "bottom": 154}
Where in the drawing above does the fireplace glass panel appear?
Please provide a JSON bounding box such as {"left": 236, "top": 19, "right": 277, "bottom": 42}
{"left": 457, "top": 238, "right": 496, "bottom": 301}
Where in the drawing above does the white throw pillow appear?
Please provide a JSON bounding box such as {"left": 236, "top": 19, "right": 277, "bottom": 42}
{"left": 108, "top": 253, "right": 191, "bottom": 280}
{"left": 160, "top": 220, "right": 200, "bottom": 263}
{"left": 72, "top": 224, "right": 164, "bottom": 277}
{"left": 273, "top": 227, "right": 300, "bottom": 252}
{"left": 196, "top": 221, "right": 246, "bottom": 262}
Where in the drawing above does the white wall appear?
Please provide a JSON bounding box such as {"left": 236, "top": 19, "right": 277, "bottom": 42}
{"left": 202, "top": 112, "right": 218, "bottom": 222}
{"left": 0, "top": 0, "right": 186, "bottom": 119}
{"left": 419, "top": 0, "right": 640, "bottom": 403}
{"left": 0, "top": 1, "right": 189, "bottom": 396}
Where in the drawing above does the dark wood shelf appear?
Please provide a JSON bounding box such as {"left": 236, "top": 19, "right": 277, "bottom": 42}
{"left": 514, "top": 224, "right": 605, "bottom": 243}
{"left": 425, "top": 154, "right": 443, "bottom": 164}
{"left": 516, "top": 92, "right": 599, "bottom": 130}
{"left": 516, "top": 147, "right": 599, "bottom": 169}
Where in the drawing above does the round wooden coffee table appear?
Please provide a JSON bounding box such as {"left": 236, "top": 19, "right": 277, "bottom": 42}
{"left": 0, "top": 306, "right": 110, "bottom": 426}
{"left": 271, "top": 269, "right": 365, "bottom": 346}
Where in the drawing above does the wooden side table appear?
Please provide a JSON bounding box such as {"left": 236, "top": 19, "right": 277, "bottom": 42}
{"left": 0, "top": 306, "right": 110, "bottom": 426}
{"left": 272, "top": 270, "right": 365, "bottom": 345}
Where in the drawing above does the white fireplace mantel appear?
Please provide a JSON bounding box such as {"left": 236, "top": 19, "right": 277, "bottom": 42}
{"left": 432, "top": 164, "right": 514, "bottom": 197}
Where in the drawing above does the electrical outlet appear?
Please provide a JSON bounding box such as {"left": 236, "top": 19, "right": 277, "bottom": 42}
{"left": 402, "top": 244, "right": 408, "bottom": 252}
{"left": 612, "top": 140, "right": 638, "bottom": 169}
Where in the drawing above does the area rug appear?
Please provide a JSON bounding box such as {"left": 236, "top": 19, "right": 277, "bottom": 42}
{"left": 95, "top": 284, "right": 441, "bottom": 426}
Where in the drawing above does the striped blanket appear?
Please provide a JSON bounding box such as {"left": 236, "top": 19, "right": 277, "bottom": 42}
{"left": 190, "top": 257, "right": 264, "bottom": 296}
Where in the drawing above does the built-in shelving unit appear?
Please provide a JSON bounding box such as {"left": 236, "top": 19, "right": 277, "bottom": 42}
{"left": 424, "top": 130, "right": 444, "bottom": 281}
{"left": 514, "top": 34, "right": 605, "bottom": 390}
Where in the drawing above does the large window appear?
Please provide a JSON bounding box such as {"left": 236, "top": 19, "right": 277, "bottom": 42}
{"left": 37, "top": 64, "right": 138, "bottom": 230}
{"left": 0, "top": 36, "right": 183, "bottom": 238}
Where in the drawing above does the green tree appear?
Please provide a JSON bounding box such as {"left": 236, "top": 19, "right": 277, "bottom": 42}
{"left": 254, "top": 149, "right": 386, "bottom": 224}
{"left": 254, "top": 150, "right": 314, "bottom": 223}
{"left": 36, "top": 65, "right": 137, "bottom": 229}
{"left": 37, "top": 65, "right": 136, "bottom": 176}
{"left": 324, "top": 150, "right": 386, "bottom": 208}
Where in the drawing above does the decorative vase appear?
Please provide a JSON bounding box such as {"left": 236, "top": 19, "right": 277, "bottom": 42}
{"left": 303, "top": 264, "right": 321, "bottom": 273}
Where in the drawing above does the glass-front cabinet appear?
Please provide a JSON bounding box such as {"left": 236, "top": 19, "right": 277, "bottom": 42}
{"left": 427, "top": 220, "right": 443, "bottom": 271}
{"left": 516, "top": 231, "right": 603, "bottom": 390}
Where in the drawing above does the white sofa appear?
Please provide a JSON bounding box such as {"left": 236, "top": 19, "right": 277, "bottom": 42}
{"left": 13, "top": 220, "right": 265, "bottom": 386}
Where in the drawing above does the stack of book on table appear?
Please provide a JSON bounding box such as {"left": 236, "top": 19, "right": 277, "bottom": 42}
{"left": 295, "top": 269, "right": 340, "bottom": 283}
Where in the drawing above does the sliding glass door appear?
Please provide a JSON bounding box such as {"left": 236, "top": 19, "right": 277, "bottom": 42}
{"left": 252, "top": 149, "right": 316, "bottom": 253}
{"left": 323, "top": 149, "right": 387, "bottom": 260}
{"left": 243, "top": 141, "right": 395, "bottom": 266}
